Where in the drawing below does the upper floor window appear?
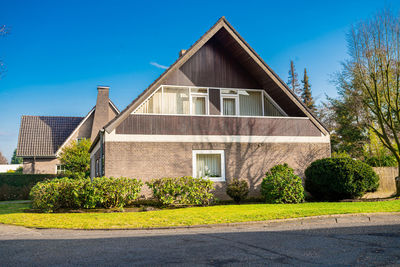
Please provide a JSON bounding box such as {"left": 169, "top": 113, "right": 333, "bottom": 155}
{"left": 134, "top": 85, "right": 285, "bottom": 117}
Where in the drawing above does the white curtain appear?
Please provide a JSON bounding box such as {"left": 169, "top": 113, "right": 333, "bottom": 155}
{"left": 163, "top": 87, "right": 189, "bottom": 114}
{"left": 223, "top": 98, "right": 236, "bottom": 115}
{"left": 192, "top": 97, "right": 206, "bottom": 115}
{"left": 264, "top": 95, "right": 283, "bottom": 116}
{"left": 135, "top": 89, "right": 162, "bottom": 114}
{"left": 240, "top": 91, "right": 262, "bottom": 116}
{"left": 196, "top": 154, "right": 221, "bottom": 178}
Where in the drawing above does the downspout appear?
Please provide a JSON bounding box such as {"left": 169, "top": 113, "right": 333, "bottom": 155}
{"left": 33, "top": 156, "right": 36, "bottom": 174}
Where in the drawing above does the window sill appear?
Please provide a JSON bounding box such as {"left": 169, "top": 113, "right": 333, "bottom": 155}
{"left": 207, "top": 177, "right": 225, "bottom": 182}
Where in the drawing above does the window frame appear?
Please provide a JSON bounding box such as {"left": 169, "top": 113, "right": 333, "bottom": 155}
{"left": 192, "top": 150, "right": 225, "bottom": 182}
{"left": 190, "top": 92, "right": 209, "bottom": 115}
{"left": 56, "top": 164, "right": 66, "bottom": 175}
{"left": 133, "top": 85, "right": 287, "bottom": 117}
{"left": 220, "top": 94, "right": 239, "bottom": 116}
{"left": 95, "top": 159, "right": 99, "bottom": 177}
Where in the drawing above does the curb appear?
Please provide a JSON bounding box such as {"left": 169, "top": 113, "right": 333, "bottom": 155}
{"left": 29, "top": 212, "right": 400, "bottom": 231}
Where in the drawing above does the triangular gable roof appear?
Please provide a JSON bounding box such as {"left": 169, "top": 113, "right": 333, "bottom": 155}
{"left": 104, "top": 17, "right": 329, "bottom": 135}
{"left": 55, "top": 100, "right": 119, "bottom": 156}
{"left": 17, "top": 115, "right": 84, "bottom": 157}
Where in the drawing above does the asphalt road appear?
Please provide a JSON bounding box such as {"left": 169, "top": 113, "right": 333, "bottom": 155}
{"left": 1, "top": 214, "right": 400, "bottom": 266}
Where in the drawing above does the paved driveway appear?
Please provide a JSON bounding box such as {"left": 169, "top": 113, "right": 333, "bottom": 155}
{"left": 1, "top": 214, "right": 400, "bottom": 266}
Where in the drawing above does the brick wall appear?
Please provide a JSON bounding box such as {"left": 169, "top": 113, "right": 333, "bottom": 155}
{"left": 22, "top": 158, "right": 60, "bottom": 174}
{"left": 104, "top": 141, "right": 330, "bottom": 199}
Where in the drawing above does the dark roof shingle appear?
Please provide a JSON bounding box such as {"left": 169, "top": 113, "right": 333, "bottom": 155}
{"left": 17, "top": 116, "right": 83, "bottom": 157}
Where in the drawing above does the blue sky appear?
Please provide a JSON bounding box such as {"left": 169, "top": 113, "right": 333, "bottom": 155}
{"left": 0, "top": 0, "right": 398, "bottom": 161}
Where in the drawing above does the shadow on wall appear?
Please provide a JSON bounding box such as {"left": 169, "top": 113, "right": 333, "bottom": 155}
{"left": 198, "top": 118, "right": 329, "bottom": 197}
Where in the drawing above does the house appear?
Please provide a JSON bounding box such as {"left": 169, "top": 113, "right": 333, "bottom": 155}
{"left": 16, "top": 86, "right": 119, "bottom": 174}
{"left": 0, "top": 164, "right": 22, "bottom": 173}
{"left": 89, "top": 17, "right": 330, "bottom": 198}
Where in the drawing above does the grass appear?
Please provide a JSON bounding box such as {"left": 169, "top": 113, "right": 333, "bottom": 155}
{"left": 0, "top": 200, "right": 400, "bottom": 229}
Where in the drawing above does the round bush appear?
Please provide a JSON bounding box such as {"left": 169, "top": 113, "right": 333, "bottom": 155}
{"left": 30, "top": 177, "right": 143, "bottom": 212}
{"left": 261, "top": 164, "right": 304, "bottom": 204}
{"left": 226, "top": 178, "right": 249, "bottom": 204}
{"left": 305, "top": 157, "right": 379, "bottom": 201}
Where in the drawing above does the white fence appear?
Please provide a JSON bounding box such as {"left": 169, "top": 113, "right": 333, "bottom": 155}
{"left": 0, "top": 164, "right": 23, "bottom": 173}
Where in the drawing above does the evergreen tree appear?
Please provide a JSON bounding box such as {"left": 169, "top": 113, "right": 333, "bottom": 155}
{"left": 11, "top": 149, "right": 22, "bottom": 164}
{"left": 301, "top": 68, "right": 316, "bottom": 112}
{"left": 287, "top": 60, "right": 301, "bottom": 96}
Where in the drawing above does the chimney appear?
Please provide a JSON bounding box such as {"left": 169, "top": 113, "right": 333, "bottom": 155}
{"left": 179, "top": 49, "right": 187, "bottom": 57}
{"left": 90, "top": 86, "right": 110, "bottom": 140}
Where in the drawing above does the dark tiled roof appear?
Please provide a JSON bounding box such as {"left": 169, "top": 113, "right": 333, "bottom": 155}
{"left": 17, "top": 116, "right": 84, "bottom": 157}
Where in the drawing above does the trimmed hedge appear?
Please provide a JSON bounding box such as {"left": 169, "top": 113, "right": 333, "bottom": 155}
{"left": 30, "top": 177, "right": 143, "bottom": 212}
{"left": 146, "top": 176, "right": 214, "bottom": 206}
{"left": 261, "top": 164, "right": 305, "bottom": 204}
{"left": 0, "top": 173, "right": 57, "bottom": 201}
{"left": 305, "top": 157, "right": 379, "bottom": 201}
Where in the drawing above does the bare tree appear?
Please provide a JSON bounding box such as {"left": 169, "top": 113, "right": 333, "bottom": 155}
{"left": 287, "top": 60, "right": 301, "bottom": 96}
{"left": 0, "top": 151, "right": 8, "bottom": 164}
{"left": 347, "top": 10, "right": 400, "bottom": 175}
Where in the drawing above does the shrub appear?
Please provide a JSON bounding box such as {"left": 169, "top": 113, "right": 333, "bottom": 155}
{"left": 146, "top": 176, "right": 214, "bottom": 206}
{"left": 305, "top": 157, "right": 379, "bottom": 201}
{"left": 0, "top": 173, "right": 57, "bottom": 201}
{"left": 92, "top": 177, "right": 143, "bottom": 208}
{"left": 59, "top": 138, "right": 91, "bottom": 179}
{"left": 261, "top": 164, "right": 304, "bottom": 204}
{"left": 331, "top": 151, "right": 352, "bottom": 158}
{"left": 226, "top": 178, "right": 249, "bottom": 204}
{"left": 30, "top": 178, "right": 83, "bottom": 211}
{"left": 364, "top": 155, "right": 397, "bottom": 167}
{"left": 30, "top": 177, "right": 143, "bottom": 212}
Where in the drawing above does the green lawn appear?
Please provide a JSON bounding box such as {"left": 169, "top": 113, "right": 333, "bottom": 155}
{"left": 0, "top": 200, "right": 399, "bottom": 229}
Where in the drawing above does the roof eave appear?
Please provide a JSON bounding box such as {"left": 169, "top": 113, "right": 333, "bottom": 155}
{"left": 88, "top": 131, "right": 101, "bottom": 153}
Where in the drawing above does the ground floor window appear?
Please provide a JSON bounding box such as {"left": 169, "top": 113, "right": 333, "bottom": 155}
{"left": 56, "top": 164, "right": 66, "bottom": 175}
{"left": 95, "top": 159, "right": 99, "bottom": 177}
{"left": 192, "top": 150, "right": 225, "bottom": 181}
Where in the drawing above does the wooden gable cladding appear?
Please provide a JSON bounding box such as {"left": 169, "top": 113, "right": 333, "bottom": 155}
{"left": 102, "top": 17, "right": 328, "bottom": 137}
{"left": 209, "top": 89, "right": 220, "bottom": 115}
{"left": 116, "top": 115, "right": 321, "bottom": 136}
{"left": 162, "top": 28, "right": 305, "bottom": 117}
{"left": 164, "top": 37, "right": 261, "bottom": 89}
{"left": 211, "top": 27, "right": 305, "bottom": 117}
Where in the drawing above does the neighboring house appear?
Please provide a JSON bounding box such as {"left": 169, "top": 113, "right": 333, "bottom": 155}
{"left": 16, "top": 87, "right": 119, "bottom": 174}
{"left": 0, "top": 164, "right": 22, "bottom": 173}
{"left": 89, "top": 17, "right": 331, "bottom": 198}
